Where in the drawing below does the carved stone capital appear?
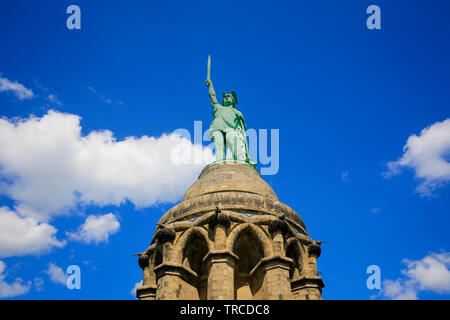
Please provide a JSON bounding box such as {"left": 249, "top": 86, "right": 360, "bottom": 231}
{"left": 203, "top": 249, "right": 239, "bottom": 269}
{"left": 138, "top": 254, "right": 149, "bottom": 269}
{"left": 308, "top": 243, "right": 321, "bottom": 258}
{"left": 268, "top": 219, "right": 288, "bottom": 235}
{"left": 155, "top": 227, "right": 176, "bottom": 244}
{"left": 208, "top": 212, "right": 231, "bottom": 230}
{"left": 153, "top": 262, "right": 198, "bottom": 284}
{"left": 249, "top": 254, "right": 293, "bottom": 278}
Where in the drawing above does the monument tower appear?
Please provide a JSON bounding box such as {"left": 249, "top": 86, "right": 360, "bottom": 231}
{"left": 135, "top": 57, "right": 324, "bottom": 300}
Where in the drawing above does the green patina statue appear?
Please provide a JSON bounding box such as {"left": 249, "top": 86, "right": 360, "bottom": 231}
{"left": 205, "top": 55, "right": 256, "bottom": 167}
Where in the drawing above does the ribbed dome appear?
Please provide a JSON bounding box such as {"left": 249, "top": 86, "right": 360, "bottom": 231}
{"left": 182, "top": 162, "right": 278, "bottom": 201}
{"left": 157, "top": 162, "right": 306, "bottom": 231}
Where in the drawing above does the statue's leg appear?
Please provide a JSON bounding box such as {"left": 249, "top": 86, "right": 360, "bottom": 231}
{"left": 225, "top": 131, "right": 245, "bottom": 161}
{"left": 210, "top": 130, "right": 225, "bottom": 161}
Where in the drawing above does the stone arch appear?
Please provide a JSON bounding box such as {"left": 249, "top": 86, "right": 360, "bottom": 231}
{"left": 226, "top": 223, "right": 273, "bottom": 258}
{"left": 160, "top": 227, "right": 212, "bottom": 300}
{"left": 174, "top": 227, "right": 212, "bottom": 273}
{"left": 286, "top": 238, "right": 305, "bottom": 280}
{"left": 174, "top": 227, "right": 214, "bottom": 263}
{"left": 227, "top": 223, "right": 273, "bottom": 300}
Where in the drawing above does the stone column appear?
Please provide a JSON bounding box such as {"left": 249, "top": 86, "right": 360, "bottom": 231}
{"left": 269, "top": 220, "right": 286, "bottom": 255}
{"left": 136, "top": 253, "right": 157, "bottom": 300}
{"left": 260, "top": 219, "right": 293, "bottom": 300}
{"left": 256, "top": 256, "right": 293, "bottom": 300}
{"left": 152, "top": 227, "right": 182, "bottom": 300}
{"left": 214, "top": 224, "right": 227, "bottom": 250}
{"left": 306, "top": 243, "right": 321, "bottom": 276}
{"left": 290, "top": 242, "right": 324, "bottom": 300}
{"left": 204, "top": 250, "right": 238, "bottom": 299}
{"left": 205, "top": 211, "right": 237, "bottom": 299}
{"left": 209, "top": 210, "right": 230, "bottom": 250}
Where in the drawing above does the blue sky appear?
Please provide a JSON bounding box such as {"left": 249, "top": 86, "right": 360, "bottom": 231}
{"left": 0, "top": 0, "right": 449, "bottom": 300}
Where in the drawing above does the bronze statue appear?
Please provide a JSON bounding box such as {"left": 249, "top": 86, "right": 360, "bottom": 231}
{"left": 205, "top": 55, "right": 255, "bottom": 167}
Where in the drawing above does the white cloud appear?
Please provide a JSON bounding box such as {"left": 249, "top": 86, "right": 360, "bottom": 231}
{"left": 0, "top": 206, "right": 66, "bottom": 258}
{"left": 380, "top": 251, "right": 450, "bottom": 300}
{"left": 384, "top": 119, "right": 450, "bottom": 196}
{"left": 402, "top": 252, "right": 450, "bottom": 294}
{"left": 0, "top": 260, "right": 31, "bottom": 298}
{"left": 0, "top": 76, "right": 34, "bottom": 100}
{"left": 34, "top": 277, "right": 44, "bottom": 292}
{"left": 45, "top": 263, "right": 67, "bottom": 285}
{"left": 68, "top": 213, "right": 120, "bottom": 244}
{"left": 0, "top": 110, "right": 215, "bottom": 221}
{"left": 130, "top": 280, "right": 142, "bottom": 297}
{"left": 46, "top": 94, "right": 62, "bottom": 106}
{"left": 88, "top": 86, "right": 122, "bottom": 105}
{"left": 341, "top": 170, "right": 349, "bottom": 183}
{"left": 382, "top": 279, "right": 418, "bottom": 300}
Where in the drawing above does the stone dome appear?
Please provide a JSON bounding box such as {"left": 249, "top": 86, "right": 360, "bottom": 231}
{"left": 138, "top": 162, "right": 324, "bottom": 301}
{"left": 157, "top": 162, "right": 306, "bottom": 231}
{"left": 183, "top": 162, "right": 278, "bottom": 201}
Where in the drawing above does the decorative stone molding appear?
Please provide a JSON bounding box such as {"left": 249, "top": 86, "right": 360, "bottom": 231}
{"left": 153, "top": 262, "right": 198, "bottom": 284}
{"left": 290, "top": 275, "right": 325, "bottom": 290}
{"left": 203, "top": 249, "right": 239, "bottom": 269}
{"left": 250, "top": 254, "right": 293, "bottom": 277}
{"left": 158, "top": 193, "right": 306, "bottom": 231}
{"left": 136, "top": 284, "right": 157, "bottom": 300}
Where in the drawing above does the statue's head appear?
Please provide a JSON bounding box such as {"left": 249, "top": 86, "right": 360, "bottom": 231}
{"left": 222, "top": 90, "right": 238, "bottom": 107}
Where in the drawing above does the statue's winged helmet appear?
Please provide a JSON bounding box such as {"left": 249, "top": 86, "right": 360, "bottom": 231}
{"left": 222, "top": 90, "right": 238, "bottom": 107}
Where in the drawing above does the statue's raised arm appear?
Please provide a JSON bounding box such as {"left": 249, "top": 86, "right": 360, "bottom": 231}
{"left": 206, "top": 79, "right": 219, "bottom": 106}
